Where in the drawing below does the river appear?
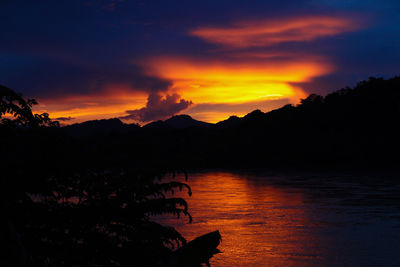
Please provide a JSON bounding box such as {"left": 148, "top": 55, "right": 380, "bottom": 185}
{"left": 156, "top": 171, "right": 400, "bottom": 266}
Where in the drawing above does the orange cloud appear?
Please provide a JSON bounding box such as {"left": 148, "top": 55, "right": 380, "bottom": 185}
{"left": 145, "top": 56, "right": 331, "bottom": 101}
{"left": 34, "top": 85, "right": 148, "bottom": 123}
{"left": 145, "top": 57, "right": 333, "bottom": 122}
{"left": 119, "top": 92, "right": 192, "bottom": 122}
{"left": 190, "top": 15, "right": 361, "bottom": 48}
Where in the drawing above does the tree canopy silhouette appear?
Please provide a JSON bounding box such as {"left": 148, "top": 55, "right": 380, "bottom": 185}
{"left": 1, "top": 86, "right": 196, "bottom": 267}
{"left": 0, "top": 85, "right": 59, "bottom": 127}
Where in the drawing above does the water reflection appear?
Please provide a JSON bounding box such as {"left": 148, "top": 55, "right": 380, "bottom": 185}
{"left": 157, "top": 172, "right": 400, "bottom": 266}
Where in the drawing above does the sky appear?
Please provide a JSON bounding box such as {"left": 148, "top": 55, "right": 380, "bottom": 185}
{"left": 1, "top": 0, "right": 400, "bottom": 124}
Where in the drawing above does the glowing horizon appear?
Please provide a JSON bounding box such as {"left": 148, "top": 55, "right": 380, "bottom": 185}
{"left": 144, "top": 57, "right": 332, "bottom": 104}
{"left": 27, "top": 14, "right": 364, "bottom": 124}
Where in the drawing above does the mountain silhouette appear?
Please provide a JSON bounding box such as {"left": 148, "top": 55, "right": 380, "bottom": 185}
{"left": 144, "top": 114, "right": 213, "bottom": 129}
{"left": 49, "top": 76, "right": 400, "bottom": 169}
{"left": 63, "top": 118, "right": 139, "bottom": 136}
{"left": 216, "top": 115, "right": 241, "bottom": 128}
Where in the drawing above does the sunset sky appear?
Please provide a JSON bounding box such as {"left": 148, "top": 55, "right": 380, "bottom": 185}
{"left": 1, "top": 0, "right": 400, "bottom": 124}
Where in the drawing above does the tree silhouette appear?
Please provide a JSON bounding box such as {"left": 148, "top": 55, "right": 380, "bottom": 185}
{"left": 1, "top": 86, "right": 195, "bottom": 266}
{"left": 0, "top": 84, "right": 58, "bottom": 127}
{"left": 23, "top": 168, "right": 193, "bottom": 266}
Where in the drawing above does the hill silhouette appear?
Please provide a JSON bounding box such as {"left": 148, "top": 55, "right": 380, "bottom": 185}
{"left": 57, "top": 76, "right": 400, "bottom": 169}
{"left": 64, "top": 118, "right": 140, "bottom": 137}
{"left": 144, "top": 114, "right": 213, "bottom": 129}
{"left": 68, "top": 76, "right": 400, "bottom": 169}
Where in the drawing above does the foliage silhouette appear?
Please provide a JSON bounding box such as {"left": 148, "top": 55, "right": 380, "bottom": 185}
{"left": 0, "top": 85, "right": 59, "bottom": 127}
{"left": 0, "top": 86, "right": 199, "bottom": 266}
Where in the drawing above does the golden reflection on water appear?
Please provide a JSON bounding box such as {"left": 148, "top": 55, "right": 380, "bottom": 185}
{"left": 159, "top": 172, "right": 327, "bottom": 266}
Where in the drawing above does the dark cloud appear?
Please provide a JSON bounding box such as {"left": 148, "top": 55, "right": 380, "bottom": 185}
{"left": 0, "top": 58, "right": 172, "bottom": 98}
{"left": 85, "top": 0, "right": 126, "bottom": 11}
{"left": 120, "top": 92, "right": 192, "bottom": 122}
{"left": 54, "top": 116, "right": 75, "bottom": 121}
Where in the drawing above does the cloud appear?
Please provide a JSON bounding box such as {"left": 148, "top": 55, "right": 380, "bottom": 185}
{"left": 190, "top": 15, "right": 362, "bottom": 48}
{"left": 144, "top": 56, "right": 330, "bottom": 105}
{"left": 84, "top": 0, "right": 126, "bottom": 11}
{"left": 33, "top": 87, "right": 148, "bottom": 123}
{"left": 119, "top": 92, "right": 192, "bottom": 122}
{"left": 54, "top": 116, "right": 74, "bottom": 121}
{"left": 2, "top": 58, "right": 172, "bottom": 99}
{"left": 188, "top": 98, "right": 290, "bottom": 113}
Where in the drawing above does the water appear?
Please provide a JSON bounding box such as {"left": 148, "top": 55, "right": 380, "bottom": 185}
{"left": 156, "top": 171, "right": 400, "bottom": 266}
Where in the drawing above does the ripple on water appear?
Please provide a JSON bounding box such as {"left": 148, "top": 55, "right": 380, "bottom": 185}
{"left": 155, "top": 171, "right": 400, "bottom": 266}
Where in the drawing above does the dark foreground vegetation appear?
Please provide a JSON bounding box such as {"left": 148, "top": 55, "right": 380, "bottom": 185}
{"left": 1, "top": 85, "right": 221, "bottom": 267}
{"left": 1, "top": 76, "right": 399, "bottom": 266}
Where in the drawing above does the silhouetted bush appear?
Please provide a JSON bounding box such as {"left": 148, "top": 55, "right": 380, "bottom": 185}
{"left": 1, "top": 86, "right": 193, "bottom": 266}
